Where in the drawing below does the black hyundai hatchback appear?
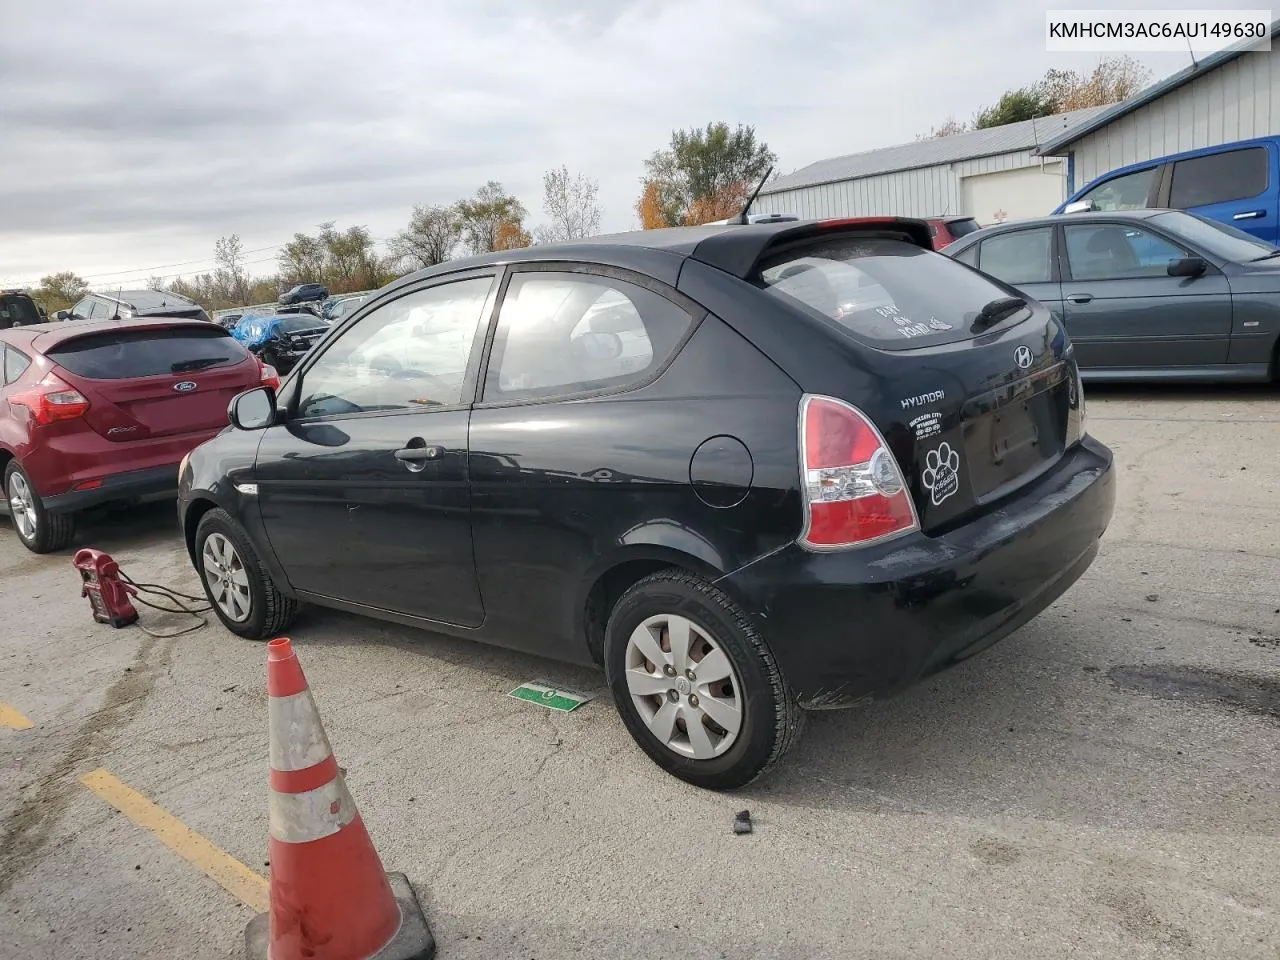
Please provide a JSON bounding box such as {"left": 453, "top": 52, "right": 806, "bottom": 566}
{"left": 179, "top": 217, "right": 1115, "bottom": 789}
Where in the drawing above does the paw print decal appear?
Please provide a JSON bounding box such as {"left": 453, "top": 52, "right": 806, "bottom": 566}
{"left": 921, "top": 441, "right": 960, "bottom": 506}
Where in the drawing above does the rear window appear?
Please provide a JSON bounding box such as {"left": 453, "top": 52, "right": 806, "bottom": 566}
{"left": 277, "top": 316, "right": 326, "bottom": 333}
{"left": 1169, "top": 147, "right": 1268, "bottom": 208}
{"left": 46, "top": 327, "right": 248, "bottom": 379}
{"left": 756, "top": 236, "right": 1014, "bottom": 349}
{"left": 0, "top": 295, "right": 41, "bottom": 327}
{"left": 946, "top": 218, "right": 980, "bottom": 239}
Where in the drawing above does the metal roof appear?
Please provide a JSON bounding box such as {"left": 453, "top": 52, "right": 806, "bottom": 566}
{"left": 1037, "top": 21, "right": 1280, "bottom": 155}
{"left": 758, "top": 106, "right": 1109, "bottom": 196}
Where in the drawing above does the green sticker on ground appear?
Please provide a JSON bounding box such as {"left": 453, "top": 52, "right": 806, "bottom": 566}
{"left": 508, "top": 681, "right": 594, "bottom": 713}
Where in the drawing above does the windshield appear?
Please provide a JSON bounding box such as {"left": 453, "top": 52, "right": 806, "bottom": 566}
{"left": 757, "top": 237, "right": 1019, "bottom": 349}
{"left": 1150, "top": 210, "right": 1280, "bottom": 262}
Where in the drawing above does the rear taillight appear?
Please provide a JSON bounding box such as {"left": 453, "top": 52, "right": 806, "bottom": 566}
{"left": 256, "top": 356, "right": 281, "bottom": 391}
{"left": 1068, "top": 362, "right": 1087, "bottom": 443}
{"left": 799, "top": 394, "right": 918, "bottom": 550}
{"left": 9, "top": 374, "right": 91, "bottom": 426}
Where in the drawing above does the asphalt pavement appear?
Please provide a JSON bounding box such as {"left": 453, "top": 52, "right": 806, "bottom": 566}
{"left": 1, "top": 383, "right": 1278, "bottom": 960}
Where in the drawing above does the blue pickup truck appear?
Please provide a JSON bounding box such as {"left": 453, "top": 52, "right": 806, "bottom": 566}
{"left": 1054, "top": 137, "right": 1280, "bottom": 245}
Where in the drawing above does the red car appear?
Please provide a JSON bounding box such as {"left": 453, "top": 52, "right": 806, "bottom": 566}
{"left": 923, "top": 216, "right": 981, "bottom": 250}
{"left": 1, "top": 318, "right": 277, "bottom": 552}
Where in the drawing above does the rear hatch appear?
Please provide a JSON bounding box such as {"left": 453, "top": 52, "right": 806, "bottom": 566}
{"left": 757, "top": 233, "right": 1082, "bottom": 533}
{"left": 41, "top": 324, "right": 260, "bottom": 442}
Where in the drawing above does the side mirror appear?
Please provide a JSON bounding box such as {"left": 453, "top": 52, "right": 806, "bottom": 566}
{"left": 54, "top": 310, "right": 69, "bottom": 321}
{"left": 573, "top": 331, "right": 624, "bottom": 362}
{"left": 228, "top": 387, "right": 277, "bottom": 431}
{"left": 1063, "top": 200, "right": 1094, "bottom": 215}
{"left": 1167, "top": 256, "right": 1207, "bottom": 278}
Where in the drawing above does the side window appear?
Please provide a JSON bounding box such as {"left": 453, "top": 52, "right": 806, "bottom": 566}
{"left": 1078, "top": 166, "right": 1158, "bottom": 212}
{"left": 3, "top": 344, "right": 31, "bottom": 385}
{"left": 951, "top": 244, "right": 979, "bottom": 268}
{"left": 1169, "top": 147, "right": 1268, "bottom": 208}
{"left": 482, "top": 273, "right": 693, "bottom": 403}
{"left": 295, "top": 277, "right": 494, "bottom": 419}
{"left": 978, "top": 228, "right": 1054, "bottom": 285}
{"left": 1064, "top": 224, "right": 1186, "bottom": 281}
{"left": 71, "top": 299, "right": 92, "bottom": 320}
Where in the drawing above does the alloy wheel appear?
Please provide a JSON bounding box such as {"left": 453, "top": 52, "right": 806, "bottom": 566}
{"left": 7, "top": 473, "right": 38, "bottom": 541}
{"left": 624, "top": 613, "right": 744, "bottom": 760}
{"left": 202, "top": 532, "right": 252, "bottom": 622}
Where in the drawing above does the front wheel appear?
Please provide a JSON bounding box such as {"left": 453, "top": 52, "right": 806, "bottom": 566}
{"left": 604, "top": 571, "right": 804, "bottom": 790}
{"left": 194, "top": 508, "right": 298, "bottom": 639}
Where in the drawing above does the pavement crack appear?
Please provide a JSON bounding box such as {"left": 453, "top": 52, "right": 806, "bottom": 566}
{"left": 0, "top": 633, "right": 176, "bottom": 897}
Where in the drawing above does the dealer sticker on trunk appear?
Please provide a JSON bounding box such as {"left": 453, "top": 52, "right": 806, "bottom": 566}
{"left": 508, "top": 681, "right": 595, "bottom": 713}
{"left": 922, "top": 441, "right": 961, "bottom": 505}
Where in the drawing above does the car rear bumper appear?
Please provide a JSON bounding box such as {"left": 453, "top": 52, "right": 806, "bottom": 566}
{"left": 41, "top": 464, "right": 180, "bottom": 514}
{"left": 720, "top": 436, "right": 1116, "bottom": 709}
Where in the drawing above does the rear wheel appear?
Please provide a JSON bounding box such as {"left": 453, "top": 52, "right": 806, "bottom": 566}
{"left": 194, "top": 508, "right": 298, "bottom": 639}
{"left": 604, "top": 570, "right": 804, "bottom": 790}
{"left": 4, "top": 462, "right": 75, "bottom": 554}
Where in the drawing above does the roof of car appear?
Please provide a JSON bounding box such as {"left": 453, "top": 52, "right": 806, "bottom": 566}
{"left": 89, "top": 288, "right": 201, "bottom": 311}
{"left": 948, "top": 208, "right": 1168, "bottom": 244}
{"left": 1, "top": 316, "right": 224, "bottom": 352}
{"left": 399, "top": 218, "right": 935, "bottom": 290}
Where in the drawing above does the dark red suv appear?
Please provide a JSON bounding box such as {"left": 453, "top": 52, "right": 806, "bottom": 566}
{"left": 1, "top": 318, "right": 277, "bottom": 552}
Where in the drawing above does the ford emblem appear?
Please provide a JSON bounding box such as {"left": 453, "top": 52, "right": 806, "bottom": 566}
{"left": 173, "top": 380, "right": 198, "bottom": 393}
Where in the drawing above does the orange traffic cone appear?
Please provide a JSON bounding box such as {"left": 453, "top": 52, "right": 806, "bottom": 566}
{"left": 245, "top": 637, "right": 435, "bottom": 960}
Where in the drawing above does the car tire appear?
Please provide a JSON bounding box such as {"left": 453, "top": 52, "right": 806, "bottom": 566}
{"left": 4, "top": 461, "right": 75, "bottom": 554}
{"left": 194, "top": 508, "right": 298, "bottom": 640}
{"left": 604, "top": 570, "right": 804, "bottom": 790}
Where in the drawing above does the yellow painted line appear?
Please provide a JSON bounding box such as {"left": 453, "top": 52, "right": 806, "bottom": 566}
{"left": 80, "top": 768, "right": 268, "bottom": 913}
{"left": 0, "top": 703, "right": 34, "bottom": 730}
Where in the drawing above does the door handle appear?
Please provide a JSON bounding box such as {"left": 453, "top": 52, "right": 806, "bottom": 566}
{"left": 1067, "top": 294, "right": 1094, "bottom": 304}
{"left": 1233, "top": 210, "right": 1265, "bottom": 220}
{"left": 394, "top": 444, "right": 444, "bottom": 462}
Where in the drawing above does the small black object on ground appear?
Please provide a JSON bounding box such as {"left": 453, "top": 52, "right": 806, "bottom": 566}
{"left": 733, "top": 810, "right": 752, "bottom": 835}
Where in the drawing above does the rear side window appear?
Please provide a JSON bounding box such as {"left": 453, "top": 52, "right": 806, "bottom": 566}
{"left": 1078, "top": 166, "right": 1158, "bottom": 212}
{"left": 1169, "top": 147, "right": 1268, "bottom": 208}
{"left": 951, "top": 244, "right": 979, "bottom": 267}
{"left": 3, "top": 344, "right": 31, "bottom": 384}
{"left": 45, "top": 327, "right": 247, "bottom": 379}
{"left": 483, "top": 273, "right": 693, "bottom": 402}
{"left": 757, "top": 237, "right": 1015, "bottom": 349}
{"left": 978, "top": 228, "right": 1054, "bottom": 284}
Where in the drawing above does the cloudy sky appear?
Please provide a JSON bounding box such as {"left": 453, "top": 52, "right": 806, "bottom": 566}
{"left": 0, "top": 0, "right": 1245, "bottom": 290}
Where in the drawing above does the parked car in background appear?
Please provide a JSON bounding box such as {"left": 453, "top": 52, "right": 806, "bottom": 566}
{"left": 923, "top": 216, "right": 981, "bottom": 250}
{"left": 217, "top": 313, "right": 243, "bottom": 331}
{"left": 0, "top": 318, "right": 279, "bottom": 553}
{"left": 0, "top": 290, "right": 43, "bottom": 329}
{"left": 178, "top": 216, "right": 1113, "bottom": 789}
{"left": 946, "top": 209, "right": 1280, "bottom": 382}
{"left": 278, "top": 283, "right": 329, "bottom": 306}
{"left": 230, "top": 313, "right": 329, "bottom": 374}
{"left": 323, "top": 295, "right": 365, "bottom": 322}
{"left": 54, "top": 289, "right": 212, "bottom": 325}
{"left": 1055, "top": 137, "right": 1280, "bottom": 244}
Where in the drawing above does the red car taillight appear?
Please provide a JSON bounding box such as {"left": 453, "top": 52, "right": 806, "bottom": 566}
{"left": 798, "top": 394, "right": 919, "bottom": 550}
{"left": 9, "top": 374, "right": 91, "bottom": 426}
{"left": 256, "top": 356, "right": 281, "bottom": 391}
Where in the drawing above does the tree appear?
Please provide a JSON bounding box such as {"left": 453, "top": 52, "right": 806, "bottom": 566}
{"left": 455, "top": 181, "right": 528, "bottom": 255}
{"left": 277, "top": 231, "right": 326, "bottom": 286}
{"left": 494, "top": 219, "right": 532, "bottom": 250}
{"left": 213, "top": 234, "right": 249, "bottom": 306}
{"left": 33, "top": 271, "right": 88, "bottom": 311}
{"left": 683, "top": 182, "right": 751, "bottom": 226}
{"left": 639, "top": 122, "right": 776, "bottom": 227}
{"left": 636, "top": 181, "right": 667, "bottom": 230}
{"left": 974, "top": 86, "right": 1057, "bottom": 129}
{"left": 390, "top": 204, "right": 461, "bottom": 270}
{"left": 916, "top": 117, "right": 970, "bottom": 140}
{"left": 536, "top": 166, "right": 601, "bottom": 243}
{"left": 1042, "top": 56, "right": 1150, "bottom": 110}
{"left": 320, "top": 222, "right": 379, "bottom": 292}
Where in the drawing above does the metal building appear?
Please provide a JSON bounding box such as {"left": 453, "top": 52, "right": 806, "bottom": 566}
{"left": 752, "top": 106, "right": 1106, "bottom": 227}
{"left": 1038, "top": 25, "right": 1280, "bottom": 192}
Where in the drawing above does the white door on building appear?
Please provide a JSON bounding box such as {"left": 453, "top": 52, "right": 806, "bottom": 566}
{"left": 961, "top": 162, "right": 1067, "bottom": 226}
